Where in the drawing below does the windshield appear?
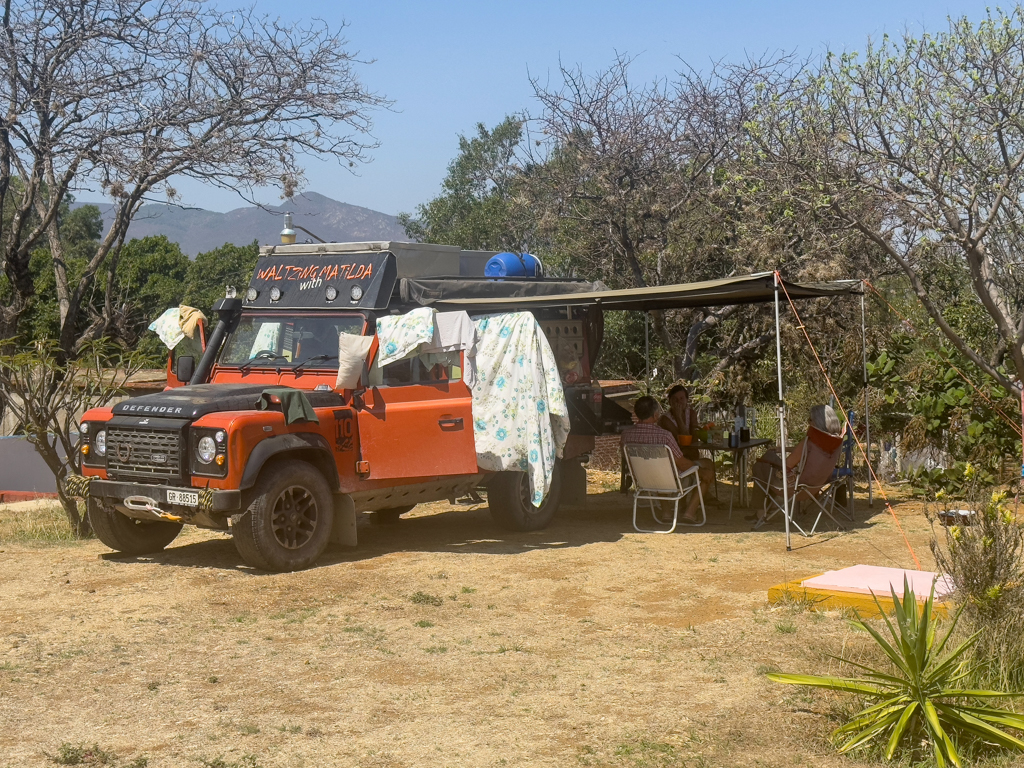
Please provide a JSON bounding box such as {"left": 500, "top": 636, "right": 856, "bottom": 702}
{"left": 219, "top": 313, "right": 366, "bottom": 368}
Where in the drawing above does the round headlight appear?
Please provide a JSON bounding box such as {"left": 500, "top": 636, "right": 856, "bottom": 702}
{"left": 215, "top": 430, "right": 226, "bottom": 444}
{"left": 325, "top": 286, "right": 338, "bottom": 301}
{"left": 80, "top": 422, "right": 90, "bottom": 434}
{"left": 246, "top": 287, "right": 259, "bottom": 302}
{"left": 95, "top": 430, "right": 107, "bottom": 456}
{"left": 197, "top": 436, "right": 216, "bottom": 464}
{"left": 350, "top": 285, "right": 363, "bottom": 302}
{"left": 270, "top": 286, "right": 282, "bottom": 302}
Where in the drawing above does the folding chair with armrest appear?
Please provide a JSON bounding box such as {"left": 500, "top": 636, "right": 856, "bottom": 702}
{"left": 623, "top": 443, "right": 706, "bottom": 533}
{"left": 753, "top": 426, "right": 845, "bottom": 536}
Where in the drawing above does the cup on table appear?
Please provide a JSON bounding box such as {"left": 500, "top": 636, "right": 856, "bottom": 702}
{"left": 677, "top": 434, "right": 693, "bottom": 447}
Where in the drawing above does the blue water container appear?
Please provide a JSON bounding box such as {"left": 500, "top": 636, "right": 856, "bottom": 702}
{"left": 484, "top": 252, "right": 541, "bottom": 278}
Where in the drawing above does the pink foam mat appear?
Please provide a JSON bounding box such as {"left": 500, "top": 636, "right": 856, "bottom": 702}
{"left": 802, "top": 565, "right": 954, "bottom": 601}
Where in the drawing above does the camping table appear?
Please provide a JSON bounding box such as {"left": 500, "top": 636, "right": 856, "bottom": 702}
{"left": 692, "top": 438, "right": 772, "bottom": 509}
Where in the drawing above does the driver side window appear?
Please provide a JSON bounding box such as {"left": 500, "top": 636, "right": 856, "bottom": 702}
{"left": 368, "top": 350, "right": 461, "bottom": 387}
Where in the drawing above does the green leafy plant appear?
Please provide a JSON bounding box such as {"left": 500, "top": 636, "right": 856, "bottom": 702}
{"left": 768, "top": 579, "right": 1024, "bottom": 766}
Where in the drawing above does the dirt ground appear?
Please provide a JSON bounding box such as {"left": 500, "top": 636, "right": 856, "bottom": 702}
{"left": 0, "top": 473, "right": 948, "bottom": 768}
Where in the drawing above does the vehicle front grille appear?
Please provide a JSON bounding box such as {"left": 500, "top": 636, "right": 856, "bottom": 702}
{"left": 106, "top": 427, "right": 184, "bottom": 483}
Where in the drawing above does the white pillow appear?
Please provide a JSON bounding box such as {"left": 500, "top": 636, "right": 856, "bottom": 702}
{"left": 335, "top": 334, "right": 374, "bottom": 390}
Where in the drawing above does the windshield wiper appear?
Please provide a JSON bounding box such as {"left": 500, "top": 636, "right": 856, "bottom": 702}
{"left": 292, "top": 354, "right": 337, "bottom": 375}
{"left": 238, "top": 351, "right": 289, "bottom": 375}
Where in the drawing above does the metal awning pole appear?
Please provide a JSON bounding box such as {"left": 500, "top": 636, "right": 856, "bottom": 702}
{"left": 861, "top": 289, "right": 873, "bottom": 506}
{"left": 644, "top": 312, "right": 650, "bottom": 383}
{"left": 775, "top": 272, "right": 791, "bottom": 551}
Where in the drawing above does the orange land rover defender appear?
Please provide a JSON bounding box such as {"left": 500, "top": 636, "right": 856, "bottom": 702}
{"left": 76, "top": 242, "right": 631, "bottom": 572}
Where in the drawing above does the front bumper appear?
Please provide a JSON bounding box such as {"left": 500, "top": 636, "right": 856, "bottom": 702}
{"left": 89, "top": 479, "right": 241, "bottom": 515}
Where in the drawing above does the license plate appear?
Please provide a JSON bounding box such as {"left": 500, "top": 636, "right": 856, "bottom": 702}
{"left": 166, "top": 490, "right": 199, "bottom": 507}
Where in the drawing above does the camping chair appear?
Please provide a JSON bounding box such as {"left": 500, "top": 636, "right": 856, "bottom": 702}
{"left": 753, "top": 426, "right": 845, "bottom": 537}
{"left": 623, "top": 444, "right": 706, "bottom": 533}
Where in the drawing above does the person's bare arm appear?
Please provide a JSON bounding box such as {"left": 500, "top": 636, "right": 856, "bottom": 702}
{"left": 785, "top": 439, "right": 806, "bottom": 470}
{"left": 674, "top": 455, "right": 695, "bottom": 473}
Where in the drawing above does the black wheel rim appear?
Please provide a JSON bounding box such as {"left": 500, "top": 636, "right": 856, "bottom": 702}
{"left": 271, "top": 486, "right": 318, "bottom": 549}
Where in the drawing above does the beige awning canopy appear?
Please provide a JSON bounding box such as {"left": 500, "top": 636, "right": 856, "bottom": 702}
{"left": 404, "top": 272, "right": 862, "bottom": 313}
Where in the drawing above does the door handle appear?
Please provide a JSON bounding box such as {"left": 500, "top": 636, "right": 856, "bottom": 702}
{"left": 438, "top": 417, "right": 464, "bottom": 428}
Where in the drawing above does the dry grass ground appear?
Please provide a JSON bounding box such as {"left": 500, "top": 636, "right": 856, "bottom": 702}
{"left": 0, "top": 473, "right": 1002, "bottom": 767}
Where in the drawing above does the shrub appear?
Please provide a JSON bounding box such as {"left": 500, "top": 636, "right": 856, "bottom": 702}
{"left": 769, "top": 580, "right": 1024, "bottom": 766}
{"left": 931, "top": 489, "right": 1024, "bottom": 690}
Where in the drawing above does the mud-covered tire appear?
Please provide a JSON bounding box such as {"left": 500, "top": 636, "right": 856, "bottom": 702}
{"left": 369, "top": 505, "right": 415, "bottom": 525}
{"left": 232, "top": 460, "right": 333, "bottom": 572}
{"left": 487, "top": 462, "right": 561, "bottom": 532}
{"left": 87, "top": 498, "right": 183, "bottom": 555}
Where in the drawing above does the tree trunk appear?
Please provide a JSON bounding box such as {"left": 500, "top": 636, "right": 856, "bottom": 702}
{"left": 29, "top": 431, "right": 90, "bottom": 537}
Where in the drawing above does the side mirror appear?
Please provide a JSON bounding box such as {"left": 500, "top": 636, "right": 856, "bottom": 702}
{"left": 176, "top": 355, "right": 194, "bottom": 384}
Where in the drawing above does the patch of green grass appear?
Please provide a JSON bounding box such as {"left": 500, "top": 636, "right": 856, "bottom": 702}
{"left": 0, "top": 501, "right": 81, "bottom": 546}
{"left": 200, "top": 757, "right": 262, "bottom": 768}
{"left": 497, "top": 644, "right": 530, "bottom": 654}
{"left": 614, "top": 738, "right": 677, "bottom": 758}
{"left": 410, "top": 591, "right": 443, "bottom": 606}
{"left": 775, "top": 621, "right": 797, "bottom": 634}
{"left": 47, "top": 742, "right": 115, "bottom": 765}
{"left": 146, "top": 681, "right": 160, "bottom": 692}
{"left": 207, "top": 676, "right": 219, "bottom": 684}
{"left": 461, "top": 586, "right": 477, "bottom": 594}
{"left": 414, "top": 620, "right": 434, "bottom": 628}
{"left": 755, "top": 664, "right": 781, "bottom": 676}
{"left": 276, "top": 724, "right": 302, "bottom": 734}
{"left": 237, "top": 723, "right": 260, "bottom": 735}
{"left": 424, "top": 646, "right": 448, "bottom": 654}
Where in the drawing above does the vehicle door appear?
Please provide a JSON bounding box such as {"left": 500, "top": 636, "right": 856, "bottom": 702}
{"left": 356, "top": 348, "right": 478, "bottom": 479}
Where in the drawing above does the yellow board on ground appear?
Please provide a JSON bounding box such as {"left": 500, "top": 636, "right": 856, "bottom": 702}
{"left": 768, "top": 576, "right": 950, "bottom": 619}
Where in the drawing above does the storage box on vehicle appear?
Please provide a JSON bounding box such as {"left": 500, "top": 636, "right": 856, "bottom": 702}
{"left": 258, "top": 241, "right": 494, "bottom": 279}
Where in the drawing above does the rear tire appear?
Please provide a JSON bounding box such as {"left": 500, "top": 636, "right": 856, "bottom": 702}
{"left": 88, "top": 498, "right": 183, "bottom": 555}
{"left": 488, "top": 462, "right": 561, "bottom": 532}
{"left": 232, "top": 460, "right": 333, "bottom": 572}
{"left": 370, "top": 505, "right": 415, "bottom": 525}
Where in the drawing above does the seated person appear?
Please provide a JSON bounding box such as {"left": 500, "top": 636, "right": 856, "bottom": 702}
{"left": 621, "top": 395, "right": 714, "bottom": 524}
{"left": 751, "top": 404, "right": 841, "bottom": 528}
{"left": 659, "top": 384, "right": 716, "bottom": 485}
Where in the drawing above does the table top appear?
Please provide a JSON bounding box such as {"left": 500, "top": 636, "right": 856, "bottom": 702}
{"left": 692, "top": 438, "right": 773, "bottom": 452}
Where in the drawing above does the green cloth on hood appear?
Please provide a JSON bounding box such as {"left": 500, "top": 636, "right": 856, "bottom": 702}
{"left": 255, "top": 387, "right": 319, "bottom": 425}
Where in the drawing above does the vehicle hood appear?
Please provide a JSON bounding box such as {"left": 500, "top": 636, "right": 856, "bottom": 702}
{"left": 111, "top": 383, "right": 344, "bottom": 420}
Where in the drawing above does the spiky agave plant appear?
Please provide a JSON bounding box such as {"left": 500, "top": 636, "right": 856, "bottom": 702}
{"left": 768, "top": 578, "right": 1024, "bottom": 767}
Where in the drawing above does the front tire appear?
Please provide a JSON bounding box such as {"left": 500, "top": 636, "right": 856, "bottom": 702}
{"left": 88, "top": 498, "right": 183, "bottom": 555}
{"left": 232, "top": 460, "right": 333, "bottom": 572}
{"left": 487, "top": 462, "right": 561, "bottom": 532}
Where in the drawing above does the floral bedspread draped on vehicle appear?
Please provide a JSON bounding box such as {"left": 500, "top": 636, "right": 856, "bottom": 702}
{"left": 470, "top": 312, "right": 570, "bottom": 505}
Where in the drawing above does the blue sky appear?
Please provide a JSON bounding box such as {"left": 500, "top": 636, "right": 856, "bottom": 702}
{"left": 171, "top": 0, "right": 995, "bottom": 217}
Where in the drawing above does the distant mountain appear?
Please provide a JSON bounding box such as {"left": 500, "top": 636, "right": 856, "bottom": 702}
{"left": 74, "top": 192, "right": 408, "bottom": 257}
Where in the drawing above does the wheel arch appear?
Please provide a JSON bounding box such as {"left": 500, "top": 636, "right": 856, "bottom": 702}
{"left": 239, "top": 433, "right": 340, "bottom": 492}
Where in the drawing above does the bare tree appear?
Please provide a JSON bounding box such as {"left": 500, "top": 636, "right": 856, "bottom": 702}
{"left": 749, "top": 9, "right": 1024, "bottom": 393}
{"left": 528, "top": 56, "right": 749, "bottom": 378}
{"left": 0, "top": 339, "right": 144, "bottom": 533}
{"left": 0, "top": 0, "right": 387, "bottom": 355}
